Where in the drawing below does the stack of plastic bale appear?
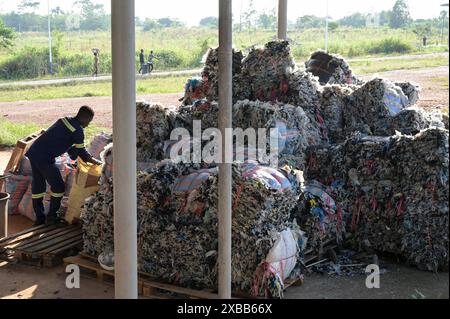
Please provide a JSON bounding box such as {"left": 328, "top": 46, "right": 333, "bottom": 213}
{"left": 136, "top": 101, "right": 178, "bottom": 162}
{"left": 305, "top": 50, "right": 363, "bottom": 85}
{"left": 201, "top": 48, "right": 246, "bottom": 102}
{"left": 81, "top": 143, "right": 114, "bottom": 256}
{"left": 386, "top": 107, "right": 446, "bottom": 136}
{"left": 284, "top": 70, "right": 326, "bottom": 133}
{"left": 239, "top": 41, "right": 295, "bottom": 102}
{"left": 173, "top": 98, "right": 324, "bottom": 170}
{"left": 443, "top": 113, "right": 449, "bottom": 130}
{"left": 284, "top": 70, "right": 336, "bottom": 145}
{"left": 388, "top": 129, "right": 449, "bottom": 271}
{"left": 394, "top": 81, "right": 421, "bottom": 106}
{"left": 318, "top": 79, "right": 439, "bottom": 141}
{"left": 343, "top": 78, "right": 415, "bottom": 137}
{"left": 137, "top": 161, "right": 301, "bottom": 298}
{"left": 285, "top": 70, "right": 321, "bottom": 108}
{"left": 318, "top": 84, "right": 358, "bottom": 143}
{"left": 290, "top": 180, "right": 346, "bottom": 257}
{"left": 180, "top": 48, "right": 245, "bottom": 105}
{"left": 233, "top": 100, "right": 324, "bottom": 170}
{"left": 82, "top": 155, "right": 302, "bottom": 297}
{"left": 304, "top": 128, "right": 449, "bottom": 272}
{"left": 175, "top": 100, "right": 220, "bottom": 133}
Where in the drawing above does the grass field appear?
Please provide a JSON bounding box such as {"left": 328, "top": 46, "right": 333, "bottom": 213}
{"left": 0, "top": 119, "right": 107, "bottom": 147}
{"left": 0, "top": 27, "right": 448, "bottom": 80}
{"left": 0, "top": 76, "right": 187, "bottom": 102}
{"left": 431, "top": 76, "right": 450, "bottom": 90}
{"left": 0, "top": 120, "right": 39, "bottom": 147}
{"left": 350, "top": 56, "right": 449, "bottom": 74}
{"left": 0, "top": 54, "right": 448, "bottom": 102}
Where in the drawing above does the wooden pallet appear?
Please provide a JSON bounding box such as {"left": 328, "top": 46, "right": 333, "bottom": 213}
{"left": 64, "top": 253, "right": 221, "bottom": 299}
{"left": 0, "top": 224, "right": 82, "bottom": 267}
{"left": 64, "top": 253, "right": 304, "bottom": 299}
{"left": 0, "top": 129, "right": 46, "bottom": 190}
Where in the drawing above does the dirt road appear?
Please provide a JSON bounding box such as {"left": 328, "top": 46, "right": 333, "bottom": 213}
{"left": 361, "top": 66, "right": 449, "bottom": 111}
{"left": 1, "top": 66, "right": 448, "bottom": 130}
{"left": 0, "top": 93, "right": 182, "bottom": 129}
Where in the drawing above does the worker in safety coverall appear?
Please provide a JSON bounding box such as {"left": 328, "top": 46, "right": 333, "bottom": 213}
{"left": 25, "top": 106, "right": 102, "bottom": 226}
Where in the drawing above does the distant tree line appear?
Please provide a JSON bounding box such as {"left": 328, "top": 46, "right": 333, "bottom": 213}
{"left": 208, "top": 0, "right": 448, "bottom": 32}
{"left": 0, "top": 0, "right": 110, "bottom": 32}
{"left": 137, "top": 17, "right": 185, "bottom": 31}
{"left": 0, "top": 0, "right": 448, "bottom": 36}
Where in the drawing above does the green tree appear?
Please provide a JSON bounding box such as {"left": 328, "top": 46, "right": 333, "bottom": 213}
{"left": 75, "top": 0, "right": 109, "bottom": 30}
{"left": 0, "top": 18, "right": 15, "bottom": 48}
{"left": 157, "top": 18, "right": 184, "bottom": 28}
{"left": 257, "top": 9, "right": 276, "bottom": 30}
{"left": 413, "top": 23, "right": 432, "bottom": 45}
{"left": 242, "top": 0, "right": 257, "bottom": 30}
{"left": 51, "top": 6, "right": 65, "bottom": 15}
{"left": 379, "top": 10, "right": 392, "bottom": 26}
{"left": 440, "top": 10, "right": 449, "bottom": 29}
{"left": 390, "top": 0, "right": 411, "bottom": 29}
{"left": 143, "top": 18, "right": 160, "bottom": 31}
{"left": 339, "top": 13, "right": 367, "bottom": 28}
{"left": 199, "top": 16, "right": 218, "bottom": 28}
{"left": 295, "top": 15, "right": 326, "bottom": 30}
{"left": 17, "top": 0, "right": 40, "bottom": 32}
{"left": 18, "top": 0, "right": 40, "bottom": 14}
{"left": 329, "top": 21, "right": 339, "bottom": 31}
{"left": 135, "top": 17, "right": 143, "bottom": 28}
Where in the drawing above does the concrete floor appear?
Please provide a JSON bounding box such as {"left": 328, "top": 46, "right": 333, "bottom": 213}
{"left": 1, "top": 212, "right": 448, "bottom": 299}
{"left": 0, "top": 258, "right": 447, "bottom": 299}
{"left": 285, "top": 265, "right": 448, "bottom": 299}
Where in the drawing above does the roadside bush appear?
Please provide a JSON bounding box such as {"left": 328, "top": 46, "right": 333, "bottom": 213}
{"left": 154, "top": 50, "right": 184, "bottom": 69}
{"left": 368, "top": 38, "right": 412, "bottom": 55}
{"left": 0, "top": 46, "right": 56, "bottom": 80}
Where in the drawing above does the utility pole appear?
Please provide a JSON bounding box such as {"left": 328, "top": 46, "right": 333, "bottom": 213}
{"left": 325, "top": 0, "right": 329, "bottom": 52}
{"left": 278, "top": 0, "right": 288, "bottom": 40}
{"left": 441, "top": 3, "right": 449, "bottom": 47}
{"left": 47, "top": 0, "right": 53, "bottom": 75}
{"left": 240, "top": 0, "right": 243, "bottom": 32}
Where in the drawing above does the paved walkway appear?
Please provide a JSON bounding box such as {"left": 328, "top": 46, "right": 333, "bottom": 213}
{"left": 0, "top": 69, "right": 201, "bottom": 89}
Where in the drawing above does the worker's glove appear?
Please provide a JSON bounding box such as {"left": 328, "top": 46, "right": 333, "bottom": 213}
{"left": 90, "top": 158, "right": 103, "bottom": 166}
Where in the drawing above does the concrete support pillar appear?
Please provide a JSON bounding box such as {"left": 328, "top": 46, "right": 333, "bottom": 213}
{"left": 111, "top": 0, "right": 138, "bottom": 299}
{"left": 278, "top": 0, "right": 288, "bottom": 40}
{"left": 218, "top": 0, "right": 233, "bottom": 300}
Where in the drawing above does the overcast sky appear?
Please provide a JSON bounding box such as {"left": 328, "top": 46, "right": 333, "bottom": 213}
{"left": 0, "top": 0, "right": 448, "bottom": 26}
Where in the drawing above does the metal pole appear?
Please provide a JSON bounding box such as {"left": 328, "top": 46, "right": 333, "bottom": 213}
{"left": 325, "top": 0, "right": 329, "bottom": 52}
{"left": 218, "top": 0, "right": 233, "bottom": 300}
{"left": 111, "top": 0, "right": 138, "bottom": 299}
{"left": 278, "top": 0, "right": 288, "bottom": 40}
{"left": 47, "top": 0, "right": 53, "bottom": 75}
{"left": 442, "top": 4, "right": 449, "bottom": 48}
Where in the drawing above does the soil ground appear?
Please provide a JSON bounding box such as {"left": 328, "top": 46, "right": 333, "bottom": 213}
{"left": 0, "top": 66, "right": 448, "bottom": 299}
{"left": 0, "top": 66, "right": 448, "bottom": 129}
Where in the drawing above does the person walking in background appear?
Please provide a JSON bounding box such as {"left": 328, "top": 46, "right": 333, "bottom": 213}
{"left": 138, "top": 49, "right": 146, "bottom": 75}
{"left": 93, "top": 49, "right": 100, "bottom": 77}
{"left": 147, "top": 50, "right": 158, "bottom": 73}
